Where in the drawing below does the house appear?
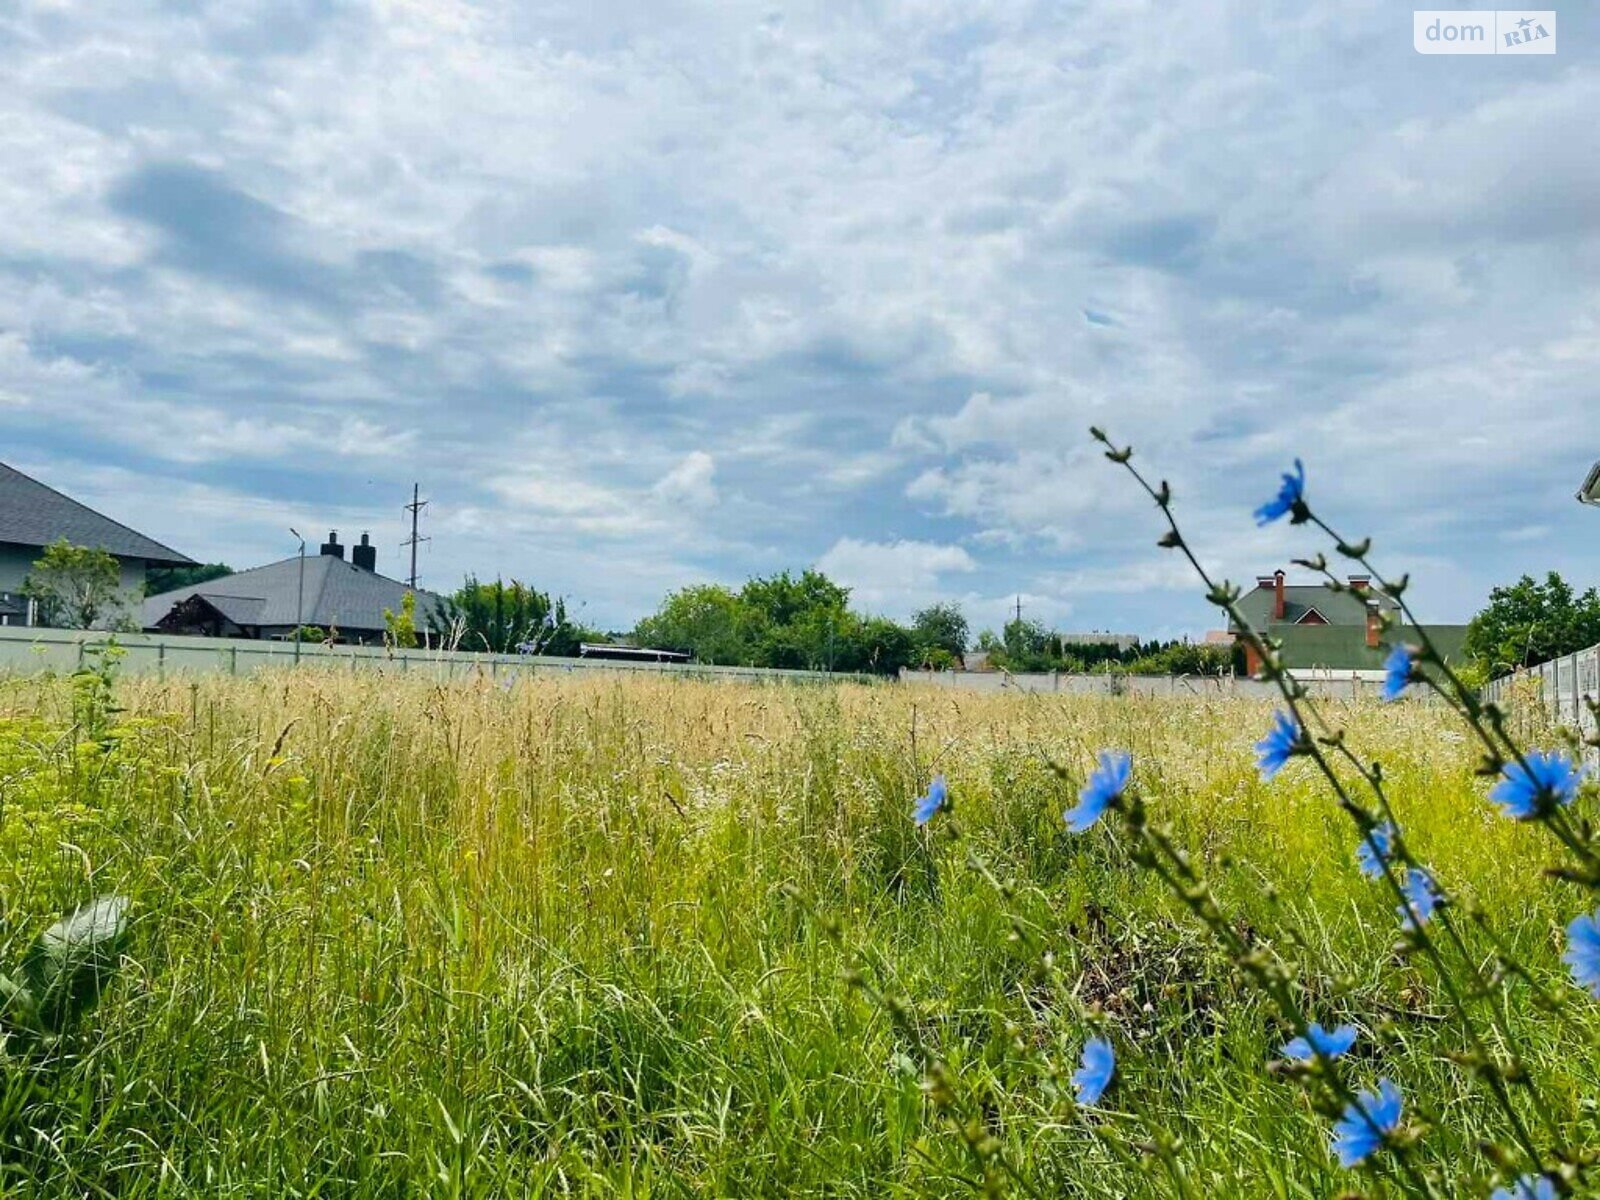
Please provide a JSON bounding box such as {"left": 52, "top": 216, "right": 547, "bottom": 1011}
{"left": 0, "top": 461, "right": 194, "bottom": 627}
{"left": 1231, "top": 570, "right": 1468, "bottom": 674}
{"left": 1233, "top": 572, "right": 1399, "bottom": 646}
{"left": 143, "top": 531, "right": 442, "bottom": 645}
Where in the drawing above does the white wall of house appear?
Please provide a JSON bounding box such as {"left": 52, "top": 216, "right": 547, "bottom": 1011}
{"left": 0, "top": 543, "right": 36, "bottom": 626}
{"left": 0, "top": 542, "right": 149, "bottom": 628}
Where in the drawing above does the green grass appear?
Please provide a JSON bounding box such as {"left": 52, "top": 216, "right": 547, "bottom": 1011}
{"left": 0, "top": 670, "right": 1595, "bottom": 1197}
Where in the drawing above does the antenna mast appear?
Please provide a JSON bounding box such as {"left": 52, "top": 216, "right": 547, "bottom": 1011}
{"left": 402, "top": 483, "right": 430, "bottom": 589}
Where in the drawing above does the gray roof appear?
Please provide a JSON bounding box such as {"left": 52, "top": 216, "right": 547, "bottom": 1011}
{"left": 144, "top": 555, "right": 442, "bottom": 634}
{"left": 0, "top": 595, "right": 24, "bottom": 619}
{"left": 0, "top": 462, "right": 193, "bottom": 565}
{"left": 194, "top": 594, "right": 269, "bottom": 627}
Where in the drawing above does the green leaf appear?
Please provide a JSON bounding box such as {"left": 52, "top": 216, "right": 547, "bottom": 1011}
{"left": 20, "top": 896, "right": 130, "bottom": 1035}
{"left": 0, "top": 971, "right": 37, "bottom": 1029}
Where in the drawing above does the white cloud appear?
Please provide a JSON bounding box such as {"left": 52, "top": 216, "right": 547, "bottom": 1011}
{"left": 1, "top": 2, "right": 1595, "bottom": 631}
{"left": 816, "top": 537, "right": 976, "bottom": 617}
{"left": 487, "top": 470, "right": 659, "bottom": 538}
{"left": 652, "top": 450, "right": 718, "bottom": 509}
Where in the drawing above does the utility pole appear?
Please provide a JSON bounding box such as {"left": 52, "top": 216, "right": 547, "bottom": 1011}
{"left": 402, "top": 483, "right": 430, "bottom": 590}
{"left": 289, "top": 528, "right": 306, "bottom": 663}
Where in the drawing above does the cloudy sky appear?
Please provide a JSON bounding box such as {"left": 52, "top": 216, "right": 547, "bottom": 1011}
{"left": 2, "top": 2, "right": 1596, "bottom": 636}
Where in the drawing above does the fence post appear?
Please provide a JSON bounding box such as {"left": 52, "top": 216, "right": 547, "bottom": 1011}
{"left": 230, "top": 647, "right": 238, "bottom": 676}
{"left": 1574, "top": 653, "right": 1582, "bottom": 727}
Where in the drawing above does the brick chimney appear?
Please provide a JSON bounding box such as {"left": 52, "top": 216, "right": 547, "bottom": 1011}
{"left": 1241, "top": 638, "right": 1263, "bottom": 677}
{"left": 1365, "top": 603, "right": 1381, "bottom": 649}
{"left": 319, "top": 530, "right": 344, "bottom": 560}
{"left": 1348, "top": 574, "right": 1371, "bottom": 594}
{"left": 1274, "top": 569, "right": 1286, "bottom": 621}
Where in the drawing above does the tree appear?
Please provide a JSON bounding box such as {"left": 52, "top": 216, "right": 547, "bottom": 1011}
{"left": 383, "top": 592, "right": 420, "bottom": 650}
{"left": 739, "top": 570, "right": 852, "bottom": 629}
{"left": 1113, "top": 640, "right": 1241, "bottom": 676}
{"left": 739, "top": 570, "right": 853, "bottom": 670}
{"left": 1466, "top": 572, "right": 1600, "bottom": 677}
{"left": 631, "top": 569, "right": 918, "bottom": 673}
{"left": 911, "top": 602, "right": 968, "bottom": 665}
{"left": 145, "top": 562, "right": 233, "bottom": 597}
{"left": 633, "top": 584, "right": 748, "bottom": 664}
{"left": 429, "top": 577, "right": 579, "bottom": 656}
{"left": 996, "top": 616, "right": 1056, "bottom": 671}
{"left": 840, "top": 615, "right": 918, "bottom": 676}
{"left": 22, "top": 540, "right": 127, "bottom": 630}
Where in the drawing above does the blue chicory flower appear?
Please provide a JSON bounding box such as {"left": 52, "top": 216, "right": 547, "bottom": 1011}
{"left": 1564, "top": 909, "right": 1600, "bottom": 998}
{"left": 1254, "top": 459, "right": 1306, "bottom": 526}
{"left": 1064, "top": 750, "right": 1132, "bottom": 832}
{"left": 1397, "top": 868, "right": 1440, "bottom": 930}
{"left": 1491, "top": 1176, "right": 1558, "bottom": 1200}
{"left": 1282, "top": 1022, "right": 1357, "bottom": 1062}
{"left": 1073, "top": 1036, "right": 1115, "bottom": 1106}
{"left": 912, "top": 775, "right": 948, "bottom": 826}
{"left": 1489, "top": 750, "right": 1585, "bottom": 820}
{"left": 1255, "top": 710, "right": 1301, "bottom": 780}
{"left": 1380, "top": 644, "right": 1415, "bottom": 702}
{"left": 1357, "top": 822, "right": 1396, "bottom": 880}
{"left": 1331, "top": 1078, "right": 1403, "bottom": 1168}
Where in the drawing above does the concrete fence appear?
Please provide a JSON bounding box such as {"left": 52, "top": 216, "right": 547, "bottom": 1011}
{"left": 0, "top": 626, "right": 873, "bottom": 687}
{"left": 900, "top": 667, "right": 1396, "bottom": 701}
{"left": 1482, "top": 644, "right": 1600, "bottom": 744}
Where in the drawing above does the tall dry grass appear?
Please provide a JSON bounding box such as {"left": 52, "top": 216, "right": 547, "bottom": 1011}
{"left": 0, "top": 668, "right": 1594, "bottom": 1196}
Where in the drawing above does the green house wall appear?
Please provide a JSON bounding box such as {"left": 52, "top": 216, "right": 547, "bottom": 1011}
{"left": 1268, "top": 623, "right": 1470, "bottom": 670}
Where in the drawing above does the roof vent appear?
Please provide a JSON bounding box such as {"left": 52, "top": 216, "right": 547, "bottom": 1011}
{"left": 320, "top": 531, "right": 344, "bottom": 560}
{"left": 352, "top": 532, "right": 377, "bottom": 572}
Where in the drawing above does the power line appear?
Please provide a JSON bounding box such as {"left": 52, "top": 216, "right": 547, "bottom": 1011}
{"left": 402, "top": 483, "right": 430, "bottom": 590}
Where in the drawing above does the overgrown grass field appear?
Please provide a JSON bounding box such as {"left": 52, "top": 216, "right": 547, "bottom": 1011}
{"left": 1, "top": 669, "right": 1594, "bottom": 1197}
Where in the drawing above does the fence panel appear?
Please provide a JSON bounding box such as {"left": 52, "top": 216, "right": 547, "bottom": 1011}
{"left": 1482, "top": 643, "right": 1600, "bottom": 748}
{"left": 0, "top": 627, "right": 874, "bottom": 687}
{"left": 900, "top": 670, "right": 1395, "bottom": 701}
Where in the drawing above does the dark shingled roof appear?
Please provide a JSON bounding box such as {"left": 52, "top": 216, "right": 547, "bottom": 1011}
{"left": 143, "top": 555, "right": 442, "bottom": 634}
{"left": 0, "top": 462, "right": 193, "bottom": 565}
{"left": 1232, "top": 580, "right": 1399, "bottom": 630}
{"left": 195, "top": 594, "right": 269, "bottom": 627}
